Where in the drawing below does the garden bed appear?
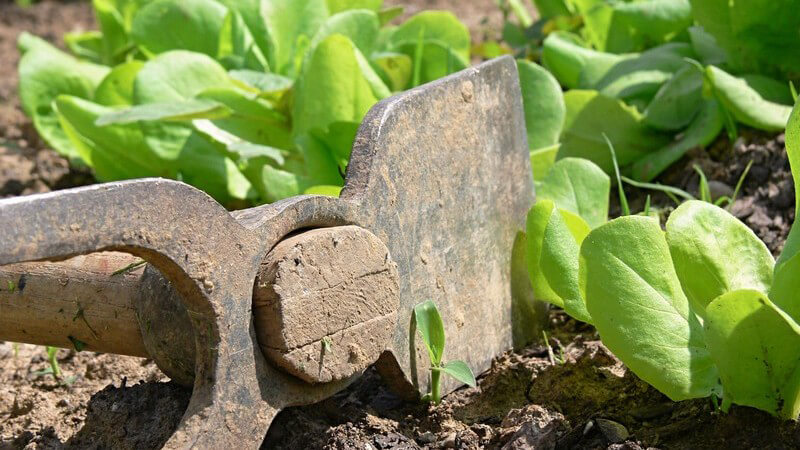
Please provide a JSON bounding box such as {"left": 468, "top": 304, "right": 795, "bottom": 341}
{"left": 1, "top": 1, "right": 799, "bottom": 449}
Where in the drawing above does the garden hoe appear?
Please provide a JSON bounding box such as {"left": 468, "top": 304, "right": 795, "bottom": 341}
{"left": 0, "top": 56, "right": 544, "bottom": 448}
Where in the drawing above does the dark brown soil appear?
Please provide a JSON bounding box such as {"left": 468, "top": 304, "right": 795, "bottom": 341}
{"left": 2, "top": 1, "right": 800, "bottom": 450}
{"left": 617, "top": 130, "right": 795, "bottom": 257}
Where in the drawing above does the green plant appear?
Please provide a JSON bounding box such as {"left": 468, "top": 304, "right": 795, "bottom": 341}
{"left": 18, "top": 0, "right": 470, "bottom": 206}
{"left": 413, "top": 299, "right": 477, "bottom": 404}
{"left": 505, "top": 0, "right": 797, "bottom": 183}
{"left": 32, "top": 346, "right": 77, "bottom": 385}
{"left": 570, "top": 100, "right": 800, "bottom": 418}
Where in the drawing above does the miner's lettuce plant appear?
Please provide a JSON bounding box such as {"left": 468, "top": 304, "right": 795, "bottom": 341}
{"left": 18, "top": 0, "right": 470, "bottom": 206}
{"left": 505, "top": 0, "right": 798, "bottom": 182}
{"left": 550, "top": 100, "right": 800, "bottom": 418}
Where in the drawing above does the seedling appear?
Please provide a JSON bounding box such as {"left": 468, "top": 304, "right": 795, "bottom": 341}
{"left": 32, "top": 346, "right": 76, "bottom": 385}
{"left": 413, "top": 300, "right": 476, "bottom": 405}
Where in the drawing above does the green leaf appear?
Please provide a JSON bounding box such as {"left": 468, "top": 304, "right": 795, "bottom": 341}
{"left": 96, "top": 99, "right": 232, "bottom": 125}
{"left": 95, "top": 61, "right": 144, "bottom": 106}
{"left": 517, "top": 60, "right": 565, "bottom": 151}
{"left": 532, "top": 0, "right": 571, "bottom": 19}
{"left": 371, "top": 52, "right": 413, "bottom": 92}
{"left": 414, "top": 299, "right": 446, "bottom": 366}
{"left": 771, "top": 100, "right": 800, "bottom": 321}
{"left": 530, "top": 144, "right": 559, "bottom": 182}
{"left": 216, "top": 0, "right": 274, "bottom": 69}
{"left": 91, "top": 0, "right": 141, "bottom": 64}
{"left": 17, "top": 33, "right": 110, "bottom": 161}
{"left": 611, "top": 0, "right": 692, "bottom": 47}
{"left": 132, "top": 51, "right": 235, "bottom": 161}
{"left": 133, "top": 50, "right": 234, "bottom": 103}
{"left": 540, "top": 208, "right": 593, "bottom": 323}
{"left": 542, "top": 31, "right": 628, "bottom": 89}
{"left": 580, "top": 216, "right": 719, "bottom": 400}
{"left": 741, "top": 74, "right": 795, "bottom": 106}
{"left": 218, "top": 9, "right": 270, "bottom": 70}
{"left": 293, "top": 34, "right": 381, "bottom": 137}
{"left": 261, "top": 0, "right": 330, "bottom": 75}
{"left": 54, "top": 95, "right": 172, "bottom": 180}
{"left": 229, "top": 70, "right": 294, "bottom": 95}
{"left": 326, "top": 0, "right": 382, "bottom": 14}
{"left": 706, "top": 65, "right": 793, "bottom": 132}
{"left": 537, "top": 157, "right": 610, "bottom": 229}
{"left": 387, "top": 11, "right": 470, "bottom": 86}
{"left": 704, "top": 289, "right": 800, "bottom": 419}
{"left": 643, "top": 66, "right": 704, "bottom": 131}
{"left": 559, "top": 90, "right": 670, "bottom": 173}
{"left": 630, "top": 99, "right": 724, "bottom": 181}
{"left": 687, "top": 26, "right": 726, "bottom": 66}
{"left": 689, "top": 0, "right": 800, "bottom": 79}
{"left": 377, "top": 6, "right": 403, "bottom": 25}
{"left": 666, "top": 200, "right": 774, "bottom": 315}
{"left": 304, "top": 185, "right": 342, "bottom": 197}
{"left": 307, "top": 120, "right": 361, "bottom": 171}
{"left": 576, "top": 0, "right": 692, "bottom": 53}
{"left": 311, "top": 9, "right": 380, "bottom": 57}
{"left": 131, "top": 0, "right": 228, "bottom": 57}
{"left": 440, "top": 360, "right": 477, "bottom": 387}
{"left": 174, "top": 132, "right": 255, "bottom": 203}
{"left": 64, "top": 31, "right": 105, "bottom": 63}
{"left": 592, "top": 51, "right": 690, "bottom": 103}
{"left": 527, "top": 200, "right": 565, "bottom": 307}
{"left": 199, "top": 89, "right": 293, "bottom": 152}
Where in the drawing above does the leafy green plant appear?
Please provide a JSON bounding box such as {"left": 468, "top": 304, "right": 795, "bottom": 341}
{"left": 413, "top": 299, "right": 477, "bottom": 404}
{"left": 568, "top": 100, "right": 800, "bottom": 418}
{"left": 504, "top": 0, "right": 797, "bottom": 183}
{"left": 18, "top": 0, "right": 470, "bottom": 206}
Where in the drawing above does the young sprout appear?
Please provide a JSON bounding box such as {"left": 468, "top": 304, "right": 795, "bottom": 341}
{"left": 413, "top": 300, "right": 477, "bottom": 405}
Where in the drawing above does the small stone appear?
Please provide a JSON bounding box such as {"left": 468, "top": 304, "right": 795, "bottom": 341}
{"left": 418, "top": 431, "right": 436, "bottom": 444}
{"left": 442, "top": 432, "right": 456, "bottom": 448}
{"left": 502, "top": 420, "right": 563, "bottom": 450}
{"left": 596, "top": 418, "right": 629, "bottom": 444}
{"left": 708, "top": 181, "right": 733, "bottom": 202}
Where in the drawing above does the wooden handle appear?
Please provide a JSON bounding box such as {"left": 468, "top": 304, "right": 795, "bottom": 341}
{"left": 0, "top": 252, "right": 149, "bottom": 357}
{"left": 0, "top": 227, "right": 399, "bottom": 386}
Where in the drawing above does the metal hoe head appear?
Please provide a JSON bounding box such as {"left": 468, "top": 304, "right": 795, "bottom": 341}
{"left": 0, "top": 56, "right": 536, "bottom": 447}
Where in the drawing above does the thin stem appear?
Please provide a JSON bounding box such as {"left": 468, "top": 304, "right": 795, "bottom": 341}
{"left": 431, "top": 367, "right": 442, "bottom": 404}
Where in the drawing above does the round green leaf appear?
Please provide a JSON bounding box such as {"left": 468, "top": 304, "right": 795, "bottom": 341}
{"left": 580, "top": 216, "right": 719, "bottom": 401}
{"left": 666, "top": 200, "right": 774, "bottom": 315}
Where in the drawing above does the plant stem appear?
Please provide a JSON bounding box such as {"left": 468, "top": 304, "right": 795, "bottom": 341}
{"left": 431, "top": 368, "right": 442, "bottom": 404}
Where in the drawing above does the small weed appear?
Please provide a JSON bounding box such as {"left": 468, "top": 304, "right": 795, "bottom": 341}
{"left": 111, "top": 260, "right": 146, "bottom": 277}
{"left": 413, "top": 300, "right": 477, "bottom": 405}
{"left": 321, "top": 336, "right": 332, "bottom": 354}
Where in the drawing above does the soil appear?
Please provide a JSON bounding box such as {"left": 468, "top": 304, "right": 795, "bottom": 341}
{"left": 0, "top": 0, "right": 96, "bottom": 199}
{"left": 2, "top": 1, "right": 799, "bottom": 450}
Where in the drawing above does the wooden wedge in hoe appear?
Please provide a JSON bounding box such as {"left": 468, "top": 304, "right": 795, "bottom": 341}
{"left": 0, "top": 56, "right": 545, "bottom": 447}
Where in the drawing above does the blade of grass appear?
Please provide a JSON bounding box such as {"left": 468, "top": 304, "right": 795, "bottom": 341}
{"left": 603, "top": 133, "right": 630, "bottom": 216}
{"left": 620, "top": 176, "right": 695, "bottom": 205}
{"left": 727, "top": 159, "right": 753, "bottom": 211}
{"left": 693, "top": 164, "right": 712, "bottom": 202}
